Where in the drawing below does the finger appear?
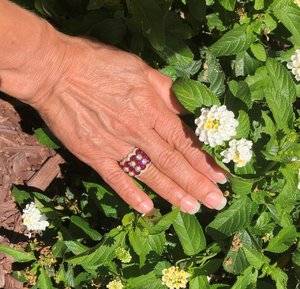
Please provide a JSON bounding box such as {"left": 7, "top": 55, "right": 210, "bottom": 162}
{"left": 138, "top": 130, "right": 227, "bottom": 210}
{"left": 137, "top": 163, "right": 200, "bottom": 214}
{"left": 146, "top": 68, "right": 186, "bottom": 115}
{"left": 154, "top": 110, "right": 228, "bottom": 184}
{"left": 93, "top": 159, "right": 154, "bottom": 214}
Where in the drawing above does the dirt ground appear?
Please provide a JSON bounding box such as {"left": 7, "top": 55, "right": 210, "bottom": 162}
{"left": 0, "top": 98, "right": 58, "bottom": 289}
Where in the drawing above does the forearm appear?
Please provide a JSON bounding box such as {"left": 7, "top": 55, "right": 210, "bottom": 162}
{"left": 0, "top": 0, "right": 69, "bottom": 105}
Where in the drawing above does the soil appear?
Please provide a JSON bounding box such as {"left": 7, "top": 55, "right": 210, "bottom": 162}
{"left": 0, "top": 98, "right": 60, "bottom": 289}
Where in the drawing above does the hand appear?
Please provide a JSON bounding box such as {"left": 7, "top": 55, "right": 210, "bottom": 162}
{"left": 11, "top": 28, "right": 228, "bottom": 214}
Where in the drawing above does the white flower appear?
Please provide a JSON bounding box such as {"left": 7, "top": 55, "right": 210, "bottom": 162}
{"left": 161, "top": 266, "right": 191, "bottom": 289}
{"left": 195, "top": 105, "right": 239, "bottom": 147}
{"left": 287, "top": 49, "right": 300, "bottom": 81}
{"left": 294, "top": 0, "right": 300, "bottom": 7}
{"left": 221, "top": 138, "right": 253, "bottom": 167}
{"left": 106, "top": 280, "right": 124, "bottom": 289}
{"left": 22, "top": 202, "right": 49, "bottom": 232}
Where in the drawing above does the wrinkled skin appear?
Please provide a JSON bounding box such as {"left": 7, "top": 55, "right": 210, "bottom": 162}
{"left": 1, "top": 22, "right": 227, "bottom": 214}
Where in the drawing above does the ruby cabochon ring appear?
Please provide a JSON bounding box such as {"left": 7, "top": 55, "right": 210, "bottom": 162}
{"left": 119, "top": 148, "right": 151, "bottom": 177}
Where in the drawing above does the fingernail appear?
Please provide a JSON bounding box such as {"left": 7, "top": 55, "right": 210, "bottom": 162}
{"left": 137, "top": 199, "right": 154, "bottom": 214}
{"left": 217, "top": 177, "right": 228, "bottom": 184}
{"left": 205, "top": 192, "right": 227, "bottom": 210}
{"left": 180, "top": 195, "right": 201, "bottom": 214}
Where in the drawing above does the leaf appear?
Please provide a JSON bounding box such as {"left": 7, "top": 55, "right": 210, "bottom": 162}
{"left": 127, "top": 272, "right": 165, "bottom": 289}
{"left": 34, "top": 128, "right": 60, "bottom": 149}
{"left": 0, "top": 245, "right": 36, "bottom": 263}
{"left": 250, "top": 43, "right": 267, "bottom": 61}
{"left": 230, "top": 175, "right": 254, "bottom": 195}
{"left": 198, "top": 51, "right": 226, "bottom": 97}
{"left": 173, "top": 213, "right": 206, "bottom": 256}
{"left": 218, "top": 0, "right": 236, "bottom": 11}
{"left": 207, "top": 197, "right": 257, "bottom": 239}
{"left": 235, "top": 110, "right": 250, "bottom": 138}
{"left": 243, "top": 246, "right": 269, "bottom": 270}
{"left": 64, "top": 241, "right": 89, "bottom": 255}
{"left": 210, "top": 25, "right": 255, "bottom": 57}
{"left": 67, "top": 231, "right": 126, "bottom": 268}
{"left": 271, "top": 0, "right": 300, "bottom": 46}
{"left": 149, "top": 209, "right": 180, "bottom": 234}
{"left": 254, "top": 0, "right": 264, "bottom": 10}
{"left": 70, "top": 216, "right": 102, "bottom": 241}
{"left": 231, "top": 266, "right": 258, "bottom": 289}
{"left": 172, "top": 78, "right": 220, "bottom": 113}
{"left": 267, "top": 265, "right": 288, "bottom": 289}
{"left": 126, "top": 0, "right": 166, "bottom": 50}
{"left": 37, "top": 268, "right": 54, "bottom": 289}
{"left": 223, "top": 230, "right": 253, "bottom": 274}
{"left": 12, "top": 186, "right": 31, "bottom": 205}
{"left": 265, "top": 59, "right": 296, "bottom": 130}
{"left": 190, "top": 276, "right": 210, "bottom": 289}
{"left": 266, "top": 225, "right": 297, "bottom": 253}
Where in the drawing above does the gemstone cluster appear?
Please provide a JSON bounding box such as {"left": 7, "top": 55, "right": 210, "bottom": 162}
{"left": 119, "top": 148, "right": 151, "bottom": 176}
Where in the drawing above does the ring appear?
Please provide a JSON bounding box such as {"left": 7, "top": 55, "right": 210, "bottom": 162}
{"left": 119, "top": 148, "right": 151, "bottom": 177}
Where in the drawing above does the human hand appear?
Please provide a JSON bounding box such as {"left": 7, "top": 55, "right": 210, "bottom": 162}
{"left": 6, "top": 27, "right": 228, "bottom": 215}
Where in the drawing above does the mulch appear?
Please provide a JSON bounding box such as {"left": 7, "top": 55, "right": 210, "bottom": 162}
{"left": 0, "top": 98, "right": 61, "bottom": 289}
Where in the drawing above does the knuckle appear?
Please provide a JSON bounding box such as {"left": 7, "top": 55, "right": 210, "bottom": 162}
{"left": 157, "top": 148, "right": 179, "bottom": 169}
{"left": 102, "top": 169, "right": 124, "bottom": 185}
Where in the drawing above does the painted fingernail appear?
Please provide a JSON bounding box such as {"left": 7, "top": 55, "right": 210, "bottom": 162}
{"left": 180, "top": 195, "right": 201, "bottom": 214}
{"left": 137, "top": 199, "right": 154, "bottom": 214}
{"left": 205, "top": 192, "right": 227, "bottom": 210}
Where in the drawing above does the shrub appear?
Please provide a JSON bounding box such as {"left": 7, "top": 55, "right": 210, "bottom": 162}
{"left": 1, "top": 0, "right": 300, "bottom": 288}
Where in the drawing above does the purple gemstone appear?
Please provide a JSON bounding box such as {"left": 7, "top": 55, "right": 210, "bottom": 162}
{"left": 141, "top": 159, "right": 148, "bottom": 165}
{"left": 130, "top": 155, "right": 136, "bottom": 161}
{"left": 135, "top": 166, "right": 142, "bottom": 172}
{"left": 129, "top": 161, "right": 137, "bottom": 167}
{"left": 136, "top": 154, "right": 143, "bottom": 160}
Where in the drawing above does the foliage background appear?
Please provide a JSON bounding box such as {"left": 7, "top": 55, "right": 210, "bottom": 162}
{"left": 1, "top": 0, "right": 300, "bottom": 288}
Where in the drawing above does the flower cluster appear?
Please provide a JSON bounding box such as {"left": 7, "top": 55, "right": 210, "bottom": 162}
{"left": 161, "top": 266, "right": 191, "bottom": 289}
{"left": 287, "top": 49, "right": 300, "bottom": 81}
{"left": 106, "top": 279, "right": 124, "bottom": 289}
{"left": 221, "top": 139, "right": 253, "bottom": 167}
{"left": 22, "top": 202, "right": 49, "bottom": 232}
{"left": 195, "top": 105, "right": 238, "bottom": 147}
{"left": 195, "top": 105, "right": 253, "bottom": 167}
{"left": 115, "top": 247, "right": 132, "bottom": 263}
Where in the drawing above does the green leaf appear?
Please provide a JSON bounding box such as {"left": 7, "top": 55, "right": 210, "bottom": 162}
{"left": 235, "top": 110, "right": 250, "bottom": 138}
{"left": 172, "top": 78, "right": 220, "bottom": 113}
{"left": 223, "top": 230, "right": 253, "bottom": 274}
{"left": 0, "top": 245, "right": 36, "bottom": 263}
{"left": 127, "top": 272, "right": 165, "bottom": 289}
{"left": 173, "top": 213, "right": 206, "bottom": 256}
{"left": 70, "top": 216, "right": 102, "bottom": 241}
{"left": 218, "top": 0, "right": 236, "bottom": 11}
{"left": 266, "top": 225, "right": 297, "bottom": 253}
{"left": 12, "top": 186, "right": 31, "bottom": 205}
{"left": 231, "top": 266, "right": 258, "bottom": 289}
{"left": 34, "top": 127, "right": 60, "bottom": 149}
{"left": 64, "top": 241, "right": 89, "bottom": 255}
{"left": 198, "top": 51, "right": 225, "bottom": 97}
{"left": 271, "top": 0, "right": 300, "bottom": 46}
{"left": 207, "top": 197, "right": 256, "bottom": 239}
{"left": 149, "top": 209, "right": 180, "bottom": 234}
{"left": 210, "top": 25, "right": 255, "bottom": 57}
{"left": 67, "top": 231, "right": 126, "bottom": 268}
{"left": 267, "top": 265, "right": 288, "bottom": 289}
{"left": 37, "top": 268, "right": 54, "bottom": 289}
{"left": 190, "top": 276, "right": 210, "bottom": 289}
{"left": 254, "top": 0, "right": 264, "bottom": 10}
{"left": 265, "top": 59, "right": 296, "bottom": 130}
{"left": 250, "top": 43, "right": 267, "bottom": 61}
{"left": 230, "top": 175, "right": 254, "bottom": 195}
{"left": 243, "top": 246, "right": 269, "bottom": 270}
{"left": 127, "top": 0, "right": 166, "bottom": 50}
